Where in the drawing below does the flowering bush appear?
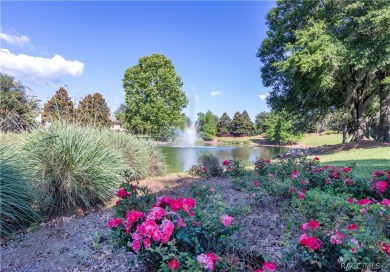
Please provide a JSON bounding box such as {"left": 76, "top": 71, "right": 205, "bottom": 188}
{"left": 253, "top": 159, "right": 273, "bottom": 176}
{"left": 189, "top": 183, "right": 218, "bottom": 199}
{"left": 297, "top": 200, "right": 390, "bottom": 271}
{"left": 113, "top": 170, "right": 156, "bottom": 220}
{"left": 189, "top": 157, "right": 247, "bottom": 179}
{"left": 109, "top": 190, "right": 240, "bottom": 271}
{"left": 222, "top": 159, "right": 247, "bottom": 177}
{"left": 246, "top": 156, "right": 390, "bottom": 270}
{"left": 369, "top": 169, "right": 390, "bottom": 199}
{"left": 291, "top": 189, "right": 354, "bottom": 227}
{"left": 189, "top": 165, "right": 209, "bottom": 177}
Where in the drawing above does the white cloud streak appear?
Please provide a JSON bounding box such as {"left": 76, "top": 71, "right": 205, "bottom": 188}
{"left": 210, "top": 90, "right": 222, "bottom": 97}
{"left": 0, "top": 32, "right": 30, "bottom": 47}
{"left": 258, "top": 93, "right": 269, "bottom": 100}
{"left": 0, "top": 49, "right": 84, "bottom": 83}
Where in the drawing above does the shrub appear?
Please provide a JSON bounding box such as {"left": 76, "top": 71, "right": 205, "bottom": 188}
{"left": 0, "top": 145, "right": 40, "bottom": 236}
{"left": 189, "top": 153, "right": 222, "bottom": 178}
{"left": 222, "top": 159, "right": 247, "bottom": 177}
{"left": 265, "top": 112, "right": 302, "bottom": 144}
{"left": 297, "top": 208, "right": 389, "bottom": 271}
{"left": 189, "top": 183, "right": 218, "bottom": 199}
{"left": 22, "top": 122, "right": 126, "bottom": 213}
{"left": 369, "top": 170, "right": 390, "bottom": 199}
{"left": 291, "top": 189, "right": 353, "bottom": 228}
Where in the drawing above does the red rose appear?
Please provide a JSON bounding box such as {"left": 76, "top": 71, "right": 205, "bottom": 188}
{"left": 374, "top": 181, "right": 388, "bottom": 193}
{"left": 168, "top": 259, "right": 180, "bottom": 270}
{"left": 356, "top": 198, "right": 371, "bottom": 205}
{"left": 262, "top": 262, "right": 276, "bottom": 271}
{"left": 117, "top": 188, "right": 130, "bottom": 198}
{"left": 347, "top": 224, "right": 358, "bottom": 231}
{"left": 308, "top": 220, "right": 320, "bottom": 229}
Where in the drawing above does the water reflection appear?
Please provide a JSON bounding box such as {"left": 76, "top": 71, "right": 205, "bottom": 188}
{"left": 159, "top": 145, "right": 289, "bottom": 173}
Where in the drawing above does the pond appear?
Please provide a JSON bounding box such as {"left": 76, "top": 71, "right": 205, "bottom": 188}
{"left": 159, "top": 145, "right": 289, "bottom": 173}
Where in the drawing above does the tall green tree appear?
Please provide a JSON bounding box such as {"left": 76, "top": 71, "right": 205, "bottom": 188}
{"left": 114, "top": 103, "right": 128, "bottom": 127}
{"left": 42, "top": 87, "right": 75, "bottom": 123}
{"left": 122, "top": 53, "right": 188, "bottom": 138}
{"left": 266, "top": 111, "right": 302, "bottom": 145}
{"left": 231, "top": 112, "right": 246, "bottom": 135}
{"left": 0, "top": 73, "right": 39, "bottom": 132}
{"left": 241, "top": 110, "right": 255, "bottom": 134}
{"left": 255, "top": 111, "right": 271, "bottom": 134}
{"left": 258, "top": 0, "right": 390, "bottom": 142}
{"left": 76, "top": 93, "right": 112, "bottom": 127}
{"left": 197, "top": 111, "right": 217, "bottom": 140}
{"left": 217, "top": 112, "right": 232, "bottom": 134}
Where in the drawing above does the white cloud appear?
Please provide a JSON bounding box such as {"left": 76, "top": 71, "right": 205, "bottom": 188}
{"left": 258, "top": 93, "right": 269, "bottom": 100}
{"left": 210, "top": 90, "right": 222, "bottom": 97}
{"left": 0, "top": 48, "right": 84, "bottom": 83}
{"left": 0, "top": 32, "right": 30, "bottom": 47}
{"left": 194, "top": 93, "right": 199, "bottom": 101}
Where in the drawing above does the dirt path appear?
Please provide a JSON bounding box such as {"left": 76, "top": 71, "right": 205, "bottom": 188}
{"left": 0, "top": 174, "right": 303, "bottom": 272}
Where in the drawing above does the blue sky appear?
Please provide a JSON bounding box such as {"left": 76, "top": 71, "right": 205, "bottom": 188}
{"left": 1, "top": 1, "right": 275, "bottom": 121}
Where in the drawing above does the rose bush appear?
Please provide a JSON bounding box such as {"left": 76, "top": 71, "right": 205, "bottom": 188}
{"left": 228, "top": 156, "right": 390, "bottom": 270}
{"left": 109, "top": 186, "right": 241, "bottom": 271}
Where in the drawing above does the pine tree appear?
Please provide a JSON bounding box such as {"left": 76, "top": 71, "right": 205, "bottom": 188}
{"left": 241, "top": 110, "right": 255, "bottom": 134}
{"left": 76, "top": 93, "right": 112, "bottom": 127}
{"left": 42, "top": 87, "right": 74, "bottom": 123}
{"left": 217, "top": 112, "right": 232, "bottom": 134}
{"left": 231, "top": 112, "right": 246, "bottom": 135}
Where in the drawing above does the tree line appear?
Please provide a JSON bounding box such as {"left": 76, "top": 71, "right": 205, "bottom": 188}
{"left": 195, "top": 110, "right": 255, "bottom": 140}
{"left": 0, "top": 73, "right": 112, "bottom": 131}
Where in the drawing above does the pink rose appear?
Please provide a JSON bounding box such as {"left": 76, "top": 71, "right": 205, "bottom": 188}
{"left": 220, "top": 214, "right": 234, "bottom": 227}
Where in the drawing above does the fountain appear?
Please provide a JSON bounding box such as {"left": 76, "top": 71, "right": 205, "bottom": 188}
{"left": 173, "top": 86, "right": 200, "bottom": 147}
{"left": 173, "top": 121, "right": 199, "bottom": 147}
{"left": 161, "top": 86, "right": 288, "bottom": 171}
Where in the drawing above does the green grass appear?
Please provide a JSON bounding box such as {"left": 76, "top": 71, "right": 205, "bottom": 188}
{"left": 310, "top": 147, "right": 390, "bottom": 178}
{"left": 299, "top": 133, "right": 343, "bottom": 146}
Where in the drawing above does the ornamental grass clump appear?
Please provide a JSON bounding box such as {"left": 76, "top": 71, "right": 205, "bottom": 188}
{"left": 103, "top": 132, "right": 167, "bottom": 180}
{"left": 0, "top": 145, "right": 40, "bottom": 236}
{"left": 22, "top": 122, "right": 126, "bottom": 213}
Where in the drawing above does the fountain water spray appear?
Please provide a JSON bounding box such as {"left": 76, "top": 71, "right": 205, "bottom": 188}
{"left": 173, "top": 86, "right": 200, "bottom": 147}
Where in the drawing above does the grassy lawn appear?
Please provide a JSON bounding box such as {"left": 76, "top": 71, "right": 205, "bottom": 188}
{"left": 216, "top": 134, "right": 344, "bottom": 147}
{"left": 310, "top": 147, "right": 390, "bottom": 178}
{"left": 299, "top": 133, "right": 343, "bottom": 146}
{"left": 216, "top": 135, "right": 262, "bottom": 145}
